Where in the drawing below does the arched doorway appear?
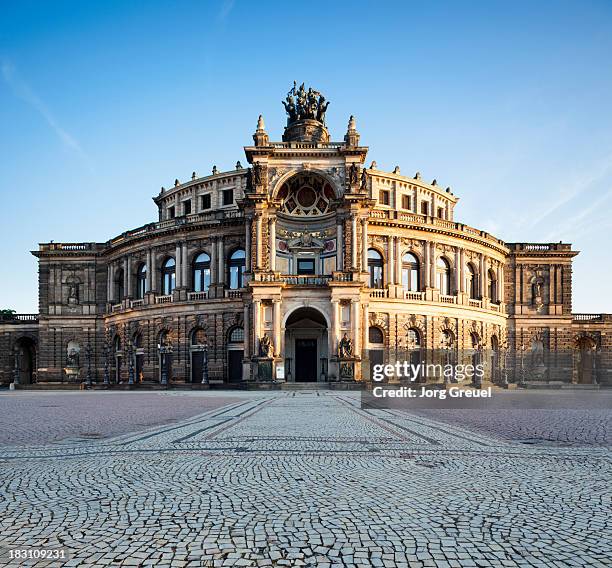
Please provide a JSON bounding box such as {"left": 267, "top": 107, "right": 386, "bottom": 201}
{"left": 368, "top": 326, "right": 385, "bottom": 380}
{"left": 191, "top": 328, "right": 208, "bottom": 383}
{"left": 285, "top": 307, "right": 328, "bottom": 382}
{"left": 14, "top": 337, "right": 36, "bottom": 384}
{"left": 227, "top": 326, "right": 244, "bottom": 383}
{"left": 575, "top": 336, "right": 597, "bottom": 384}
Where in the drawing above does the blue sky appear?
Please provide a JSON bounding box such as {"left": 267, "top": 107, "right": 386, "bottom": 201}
{"left": 1, "top": 0, "right": 611, "bottom": 313}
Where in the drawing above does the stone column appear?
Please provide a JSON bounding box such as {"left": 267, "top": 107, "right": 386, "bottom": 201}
{"left": 423, "top": 240, "right": 430, "bottom": 288}
{"left": 454, "top": 248, "right": 461, "bottom": 294}
{"left": 497, "top": 264, "right": 503, "bottom": 303}
{"left": 273, "top": 299, "right": 281, "bottom": 358}
{"left": 217, "top": 237, "right": 225, "bottom": 285}
{"left": 253, "top": 300, "right": 261, "bottom": 356}
{"left": 146, "top": 250, "right": 152, "bottom": 291}
{"left": 336, "top": 220, "right": 344, "bottom": 271}
{"left": 351, "top": 300, "right": 360, "bottom": 354}
{"left": 362, "top": 303, "right": 369, "bottom": 354}
{"left": 150, "top": 251, "right": 158, "bottom": 292}
{"left": 429, "top": 243, "right": 436, "bottom": 289}
{"left": 211, "top": 237, "right": 217, "bottom": 284}
{"left": 108, "top": 264, "right": 115, "bottom": 302}
{"left": 182, "top": 242, "right": 189, "bottom": 288}
{"left": 269, "top": 216, "right": 276, "bottom": 272}
{"left": 351, "top": 215, "right": 358, "bottom": 269}
{"left": 175, "top": 244, "right": 182, "bottom": 288}
{"left": 480, "top": 255, "right": 487, "bottom": 298}
{"left": 395, "top": 237, "right": 402, "bottom": 285}
{"left": 243, "top": 304, "right": 250, "bottom": 358}
{"left": 459, "top": 249, "right": 465, "bottom": 293}
{"left": 123, "top": 257, "right": 129, "bottom": 299}
{"left": 256, "top": 214, "right": 263, "bottom": 269}
{"left": 245, "top": 218, "right": 251, "bottom": 273}
{"left": 361, "top": 218, "right": 368, "bottom": 272}
{"left": 388, "top": 236, "right": 394, "bottom": 285}
{"left": 331, "top": 299, "right": 340, "bottom": 354}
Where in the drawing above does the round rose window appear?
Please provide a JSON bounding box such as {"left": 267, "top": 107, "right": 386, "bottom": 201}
{"left": 278, "top": 173, "right": 334, "bottom": 216}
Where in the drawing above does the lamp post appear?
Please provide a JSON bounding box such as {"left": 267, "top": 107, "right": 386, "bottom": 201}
{"left": 85, "top": 342, "right": 93, "bottom": 388}
{"left": 158, "top": 341, "right": 171, "bottom": 386}
{"left": 519, "top": 343, "right": 527, "bottom": 386}
{"left": 474, "top": 344, "right": 483, "bottom": 389}
{"left": 499, "top": 340, "right": 509, "bottom": 388}
{"left": 103, "top": 338, "right": 110, "bottom": 387}
{"left": 127, "top": 339, "right": 135, "bottom": 385}
{"left": 201, "top": 340, "right": 209, "bottom": 385}
{"left": 13, "top": 345, "right": 21, "bottom": 385}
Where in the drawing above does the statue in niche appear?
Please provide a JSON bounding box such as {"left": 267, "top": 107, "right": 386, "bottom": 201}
{"left": 259, "top": 334, "right": 274, "bottom": 358}
{"left": 253, "top": 163, "right": 264, "bottom": 186}
{"left": 337, "top": 333, "right": 354, "bottom": 359}
{"left": 532, "top": 276, "right": 545, "bottom": 309}
{"left": 348, "top": 163, "right": 359, "bottom": 187}
{"left": 360, "top": 168, "right": 368, "bottom": 191}
{"left": 67, "top": 347, "right": 80, "bottom": 367}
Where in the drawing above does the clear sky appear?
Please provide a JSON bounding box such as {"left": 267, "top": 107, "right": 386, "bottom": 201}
{"left": 1, "top": 0, "right": 611, "bottom": 313}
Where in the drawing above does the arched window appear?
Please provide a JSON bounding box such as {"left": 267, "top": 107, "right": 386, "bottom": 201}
{"left": 471, "top": 332, "right": 481, "bottom": 349}
{"left": 229, "top": 326, "right": 244, "bottom": 343}
{"left": 228, "top": 249, "right": 246, "bottom": 289}
{"left": 368, "top": 249, "right": 384, "bottom": 289}
{"left": 368, "top": 326, "right": 384, "bottom": 345}
{"left": 436, "top": 257, "right": 451, "bottom": 295}
{"left": 161, "top": 258, "right": 176, "bottom": 295}
{"left": 136, "top": 263, "right": 147, "bottom": 299}
{"left": 115, "top": 268, "right": 124, "bottom": 301}
{"left": 193, "top": 252, "right": 211, "bottom": 292}
{"left": 488, "top": 269, "right": 497, "bottom": 302}
{"left": 406, "top": 328, "right": 421, "bottom": 349}
{"left": 191, "top": 328, "right": 207, "bottom": 345}
{"left": 401, "top": 252, "right": 420, "bottom": 291}
{"left": 440, "top": 329, "right": 454, "bottom": 349}
{"left": 490, "top": 335, "right": 499, "bottom": 351}
{"left": 466, "top": 263, "right": 478, "bottom": 299}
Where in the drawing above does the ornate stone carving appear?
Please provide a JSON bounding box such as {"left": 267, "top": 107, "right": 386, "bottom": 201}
{"left": 337, "top": 333, "right": 354, "bottom": 359}
{"left": 259, "top": 334, "right": 274, "bottom": 358}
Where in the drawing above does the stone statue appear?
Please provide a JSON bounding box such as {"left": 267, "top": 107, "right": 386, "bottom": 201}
{"left": 67, "top": 281, "right": 78, "bottom": 304}
{"left": 67, "top": 348, "right": 79, "bottom": 367}
{"left": 360, "top": 168, "right": 367, "bottom": 191}
{"left": 348, "top": 163, "right": 359, "bottom": 187}
{"left": 337, "top": 333, "right": 354, "bottom": 359}
{"left": 259, "top": 334, "right": 274, "bottom": 358}
{"left": 245, "top": 168, "right": 254, "bottom": 191}
{"left": 282, "top": 82, "right": 330, "bottom": 125}
{"left": 253, "top": 163, "right": 264, "bottom": 186}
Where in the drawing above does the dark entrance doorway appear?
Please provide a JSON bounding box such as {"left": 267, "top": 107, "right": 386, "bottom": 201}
{"left": 295, "top": 338, "right": 317, "bottom": 382}
{"left": 228, "top": 350, "right": 243, "bottom": 382}
{"left": 192, "top": 351, "right": 204, "bottom": 383}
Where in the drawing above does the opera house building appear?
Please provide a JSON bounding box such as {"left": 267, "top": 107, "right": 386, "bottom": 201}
{"left": 1, "top": 85, "right": 610, "bottom": 388}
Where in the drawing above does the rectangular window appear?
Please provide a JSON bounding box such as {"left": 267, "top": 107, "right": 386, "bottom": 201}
{"left": 200, "top": 194, "right": 211, "bottom": 210}
{"left": 297, "top": 258, "right": 315, "bottom": 275}
{"left": 168, "top": 206, "right": 175, "bottom": 219}
{"left": 421, "top": 202, "right": 428, "bottom": 215}
{"left": 402, "top": 195, "right": 411, "bottom": 210}
{"left": 222, "top": 189, "right": 234, "bottom": 206}
{"left": 183, "top": 199, "right": 192, "bottom": 216}
{"left": 379, "top": 190, "right": 390, "bottom": 206}
{"left": 437, "top": 207, "right": 444, "bottom": 219}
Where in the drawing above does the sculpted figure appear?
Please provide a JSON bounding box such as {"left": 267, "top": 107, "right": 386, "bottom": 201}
{"left": 338, "top": 333, "right": 354, "bottom": 359}
{"left": 360, "top": 168, "right": 367, "bottom": 191}
{"left": 259, "top": 334, "right": 274, "bottom": 358}
{"left": 348, "top": 163, "right": 359, "bottom": 187}
{"left": 316, "top": 96, "right": 330, "bottom": 123}
{"left": 67, "top": 348, "right": 79, "bottom": 367}
{"left": 253, "top": 163, "right": 264, "bottom": 186}
{"left": 282, "top": 94, "right": 297, "bottom": 124}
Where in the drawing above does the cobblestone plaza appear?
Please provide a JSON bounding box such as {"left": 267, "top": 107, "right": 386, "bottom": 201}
{"left": 1, "top": 390, "right": 610, "bottom": 567}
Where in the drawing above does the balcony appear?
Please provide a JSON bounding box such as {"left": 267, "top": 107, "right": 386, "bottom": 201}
{"left": 155, "top": 294, "right": 173, "bottom": 304}
{"left": 440, "top": 295, "right": 457, "bottom": 304}
{"left": 188, "top": 291, "right": 209, "bottom": 301}
{"left": 369, "top": 289, "right": 389, "bottom": 299}
{"left": 468, "top": 298, "right": 482, "bottom": 308}
{"left": 225, "top": 289, "right": 243, "bottom": 299}
{"left": 404, "top": 291, "right": 425, "bottom": 301}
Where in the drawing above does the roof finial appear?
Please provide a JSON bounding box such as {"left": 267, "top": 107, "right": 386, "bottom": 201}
{"left": 344, "top": 115, "right": 360, "bottom": 146}
{"left": 257, "top": 114, "right": 265, "bottom": 131}
{"left": 253, "top": 114, "right": 269, "bottom": 146}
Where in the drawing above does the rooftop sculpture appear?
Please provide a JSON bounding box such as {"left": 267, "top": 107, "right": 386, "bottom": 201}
{"left": 282, "top": 81, "right": 330, "bottom": 125}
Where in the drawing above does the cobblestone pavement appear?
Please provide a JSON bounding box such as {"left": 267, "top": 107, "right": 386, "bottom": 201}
{"left": 0, "top": 391, "right": 610, "bottom": 567}
{"left": 0, "top": 392, "right": 240, "bottom": 447}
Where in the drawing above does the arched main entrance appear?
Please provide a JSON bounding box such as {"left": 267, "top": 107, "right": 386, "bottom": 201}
{"left": 575, "top": 336, "right": 597, "bottom": 384}
{"left": 284, "top": 307, "right": 328, "bottom": 382}
{"left": 14, "top": 337, "right": 36, "bottom": 384}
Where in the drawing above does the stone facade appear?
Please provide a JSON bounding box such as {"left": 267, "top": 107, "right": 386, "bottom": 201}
{"left": 1, "top": 92, "right": 610, "bottom": 387}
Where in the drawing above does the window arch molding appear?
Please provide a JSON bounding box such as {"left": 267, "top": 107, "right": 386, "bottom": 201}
{"left": 192, "top": 251, "right": 211, "bottom": 293}
{"left": 436, "top": 256, "right": 452, "bottom": 296}
{"left": 161, "top": 257, "right": 176, "bottom": 295}
{"left": 487, "top": 268, "right": 498, "bottom": 303}
{"left": 228, "top": 249, "right": 246, "bottom": 289}
{"left": 465, "top": 262, "right": 479, "bottom": 300}
{"left": 401, "top": 250, "right": 421, "bottom": 292}
{"left": 367, "top": 248, "right": 385, "bottom": 289}
{"left": 135, "top": 262, "right": 147, "bottom": 299}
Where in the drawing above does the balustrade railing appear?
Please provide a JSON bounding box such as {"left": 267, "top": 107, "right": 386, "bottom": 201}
{"left": 0, "top": 313, "right": 39, "bottom": 323}
{"left": 155, "top": 294, "right": 173, "bottom": 304}
{"left": 188, "top": 291, "right": 209, "bottom": 301}
{"left": 573, "top": 314, "right": 604, "bottom": 322}
{"left": 404, "top": 291, "right": 425, "bottom": 301}
{"left": 225, "top": 289, "right": 243, "bottom": 299}
{"left": 369, "top": 289, "right": 388, "bottom": 299}
{"left": 468, "top": 299, "right": 482, "bottom": 308}
{"left": 440, "top": 295, "right": 457, "bottom": 304}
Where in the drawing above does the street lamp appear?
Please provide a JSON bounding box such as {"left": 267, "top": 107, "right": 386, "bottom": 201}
{"left": 158, "top": 341, "right": 171, "bottom": 386}
{"left": 85, "top": 343, "right": 93, "bottom": 387}
{"left": 519, "top": 343, "right": 527, "bottom": 386}
{"left": 103, "top": 338, "right": 110, "bottom": 386}
{"left": 201, "top": 340, "right": 209, "bottom": 385}
{"left": 127, "top": 339, "right": 135, "bottom": 385}
{"left": 13, "top": 345, "right": 21, "bottom": 385}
